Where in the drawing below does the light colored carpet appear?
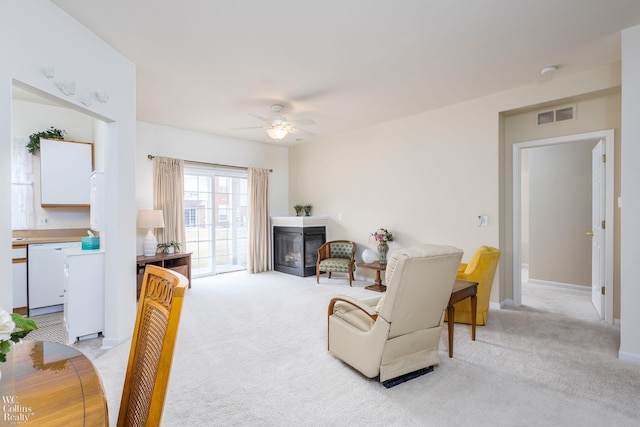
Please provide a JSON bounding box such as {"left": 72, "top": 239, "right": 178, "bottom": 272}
{"left": 85, "top": 271, "right": 640, "bottom": 426}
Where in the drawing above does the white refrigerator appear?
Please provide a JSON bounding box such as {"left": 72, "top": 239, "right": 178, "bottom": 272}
{"left": 63, "top": 248, "right": 105, "bottom": 344}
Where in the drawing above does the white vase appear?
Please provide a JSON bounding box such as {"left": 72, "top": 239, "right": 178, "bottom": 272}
{"left": 167, "top": 246, "right": 175, "bottom": 254}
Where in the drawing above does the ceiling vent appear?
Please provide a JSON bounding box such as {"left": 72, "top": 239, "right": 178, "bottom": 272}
{"left": 537, "top": 105, "right": 575, "bottom": 125}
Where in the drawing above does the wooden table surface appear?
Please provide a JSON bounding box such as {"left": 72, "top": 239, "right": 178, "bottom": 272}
{"left": 0, "top": 340, "right": 108, "bottom": 426}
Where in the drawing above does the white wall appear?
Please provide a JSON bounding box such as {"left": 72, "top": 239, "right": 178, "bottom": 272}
{"left": 290, "top": 62, "right": 620, "bottom": 317}
{"left": 620, "top": 26, "right": 640, "bottom": 363}
{"left": 136, "top": 121, "right": 289, "bottom": 254}
{"left": 290, "top": 97, "right": 501, "bottom": 285}
{"left": 1, "top": 1, "right": 137, "bottom": 347}
{"left": 504, "top": 92, "right": 622, "bottom": 316}
{"left": 527, "top": 142, "right": 594, "bottom": 286}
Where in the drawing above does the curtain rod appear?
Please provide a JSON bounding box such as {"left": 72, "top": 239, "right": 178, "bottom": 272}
{"left": 147, "top": 155, "right": 272, "bottom": 172}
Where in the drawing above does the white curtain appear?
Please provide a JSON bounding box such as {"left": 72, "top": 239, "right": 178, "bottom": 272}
{"left": 247, "top": 168, "right": 271, "bottom": 273}
{"left": 153, "top": 156, "right": 186, "bottom": 247}
{"left": 11, "top": 137, "right": 34, "bottom": 229}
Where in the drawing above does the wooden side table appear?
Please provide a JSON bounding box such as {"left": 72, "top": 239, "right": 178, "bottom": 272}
{"left": 447, "top": 279, "right": 479, "bottom": 358}
{"left": 136, "top": 252, "right": 192, "bottom": 298}
{"left": 357, "top": 262, "right": 387, "bottom": 292}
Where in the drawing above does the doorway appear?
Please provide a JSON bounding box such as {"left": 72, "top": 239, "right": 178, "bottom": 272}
{"left": 184, "top": 164, "right": 248, "bottom": 277}
{"left": 512, "top": 130, "right": 614, "bottom": 324}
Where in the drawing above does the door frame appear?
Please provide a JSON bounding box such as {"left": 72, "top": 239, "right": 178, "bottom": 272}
{"left": 592, "top": 140, "right": 606, "bottom": 318}
{"left": 512, "top": 129, "right": 614, "bottom": 324}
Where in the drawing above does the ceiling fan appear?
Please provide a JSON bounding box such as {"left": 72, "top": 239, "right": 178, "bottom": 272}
{"left": 235, "top": 104, "right": 316, "bottom": 140}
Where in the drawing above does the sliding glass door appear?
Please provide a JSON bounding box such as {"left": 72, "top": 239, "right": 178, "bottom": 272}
{"left": 184, "top": 164, "right": 248, "bottom": 277}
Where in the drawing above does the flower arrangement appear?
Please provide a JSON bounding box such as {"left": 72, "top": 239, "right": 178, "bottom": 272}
{"left": 0, "top": 307, "right": 38, "bottom": 362}
{"left": 371, "top": 228, "right": 394, "bottom": 242}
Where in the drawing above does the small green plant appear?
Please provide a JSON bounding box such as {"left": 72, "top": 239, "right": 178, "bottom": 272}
{"left": 27, "top": 126, "right": 67, "bottom": 155}
{"left": 0, "top": 307, "right": 38, "bottom": 362}
{"left": 294, "top": 204, "right": 304, "bottom": 215}
{"left": 303, "top": 204, "right": 312, "bottom": 216}
{"left": 157, "top": 241, "right": 182, "bottom": 253}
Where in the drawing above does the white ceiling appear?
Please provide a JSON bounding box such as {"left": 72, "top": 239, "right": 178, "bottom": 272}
{"left": 49, "top": 0, "right": 640, "bottom": 145}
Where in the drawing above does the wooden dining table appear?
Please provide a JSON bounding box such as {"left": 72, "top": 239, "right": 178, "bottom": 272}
{"left": 0, "top": 340, "right": 108, "bottom": 426}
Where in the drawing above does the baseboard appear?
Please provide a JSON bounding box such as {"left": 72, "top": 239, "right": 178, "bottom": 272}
{"left": 491, "top": 301, "right": 508, "bottom": 310}
{"left": 102, "top": 333, "right": 132, "bottom": 349}
{"left": 527, "top": 278, "right": 590, "bottom": 292}
{"left": 29, "top": 304, "right": 64, "bottom": 316}
{"left": 618, "top": 350, "right": 640, "bottom": 365}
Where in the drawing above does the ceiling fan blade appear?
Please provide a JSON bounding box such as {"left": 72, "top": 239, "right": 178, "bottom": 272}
{"left": 249, "top": 114, "right": 269, "bottom": 123}
{"left": 290, "top": 118, "right": 316, "bottom": 126}
{"left": 290, "top": 127, "right": 316, "bottom": 136}
{"left": 231, "top": 125, "right": 265, "bottom": 130}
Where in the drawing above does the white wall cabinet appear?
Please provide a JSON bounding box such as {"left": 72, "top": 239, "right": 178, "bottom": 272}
{"left": 40, "top": 138, "right": 93, "bottom": 207}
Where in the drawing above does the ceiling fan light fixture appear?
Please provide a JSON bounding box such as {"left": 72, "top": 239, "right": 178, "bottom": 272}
{"left": 267, "top": 126, "right": 288, "bottom": 140}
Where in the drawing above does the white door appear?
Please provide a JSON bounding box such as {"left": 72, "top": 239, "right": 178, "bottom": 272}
{"left": 591, "top": 139, "right": 606, "bottom": 318}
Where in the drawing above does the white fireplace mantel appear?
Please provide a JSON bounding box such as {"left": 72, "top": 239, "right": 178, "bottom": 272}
{"left": 271, "top": 216, "right": 329, "bottom": 227}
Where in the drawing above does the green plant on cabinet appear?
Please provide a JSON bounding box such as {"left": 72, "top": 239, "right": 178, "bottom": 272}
{"left": 27, "top": 126, "right": 67, "bottom": 155}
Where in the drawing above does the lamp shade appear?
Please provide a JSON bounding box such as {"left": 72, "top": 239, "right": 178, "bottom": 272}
{"left": 137, "top": 210, "right": 165, "bottom": 229}
{"left": 138, "top": 210, "right": 164, "bottom": 257}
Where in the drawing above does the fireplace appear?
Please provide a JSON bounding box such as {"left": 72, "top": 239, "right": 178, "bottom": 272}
{"left": 273, "top": 226, "right": 326, "bottom": 277}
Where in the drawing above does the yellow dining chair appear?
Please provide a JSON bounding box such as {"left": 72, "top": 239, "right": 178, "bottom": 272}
{"left": 117, "top": 265, "right": 188, "bottom": 427}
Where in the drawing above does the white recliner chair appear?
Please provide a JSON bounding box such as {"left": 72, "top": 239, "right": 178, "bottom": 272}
{"left": 327, "top": 244, "right": 463, "bottom": 386}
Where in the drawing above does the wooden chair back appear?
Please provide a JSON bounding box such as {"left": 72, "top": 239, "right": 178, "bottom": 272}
{"left": 117, "top": 265, "right": 188, "bottom": 427}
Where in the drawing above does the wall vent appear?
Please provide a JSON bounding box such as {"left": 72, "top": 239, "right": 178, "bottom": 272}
{"left": 537, "top": 105, "right": 576, "bottom": 125}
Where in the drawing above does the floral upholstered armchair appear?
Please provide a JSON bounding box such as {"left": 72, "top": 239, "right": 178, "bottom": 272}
{"left": 316, "top": 240, "right": 357, "bottom": 286}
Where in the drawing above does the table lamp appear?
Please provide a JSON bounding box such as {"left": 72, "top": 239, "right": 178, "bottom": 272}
{"left": 137, "top": 210, "right": 165, "bottom": 256}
